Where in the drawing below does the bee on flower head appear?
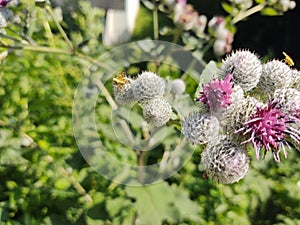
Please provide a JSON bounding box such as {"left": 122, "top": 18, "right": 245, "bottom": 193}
{"left": 282, "top": 51, "right": 294, "bottom": 67}
{"left": 113, "top": 71, "right": 129, "bottom": 90}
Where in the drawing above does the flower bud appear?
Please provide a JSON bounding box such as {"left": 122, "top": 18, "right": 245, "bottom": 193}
{"left": 142, "top": 98, "right": 172, "bottom": 127}
{"left": 220, "top": 50, "right": 262, "bottom": 92}
{"left": 258, "top": 59, "right": 293, "bottom": 93}
{"left": 132, "top": 71, "right": 165, "bottom": 101}
{"left": 170, "top": 78, "right": 186, "bottom": 95}
{"left": 182, "top": 112, "right": 220, "bottom": 144}
{"left": 200, "top": 136, "right": 249, "bottom": 184}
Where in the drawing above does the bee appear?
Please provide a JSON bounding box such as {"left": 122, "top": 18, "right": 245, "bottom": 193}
{"left": 282, "top": 51, "right": 294, "bottom": 67}
{"left": 113, "top": 71, "right": 129, "bottom": 89}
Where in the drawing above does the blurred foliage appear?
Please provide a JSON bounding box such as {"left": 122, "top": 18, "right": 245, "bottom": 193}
{"left": 0, "top": 0, "right": 300, "bottom": 225}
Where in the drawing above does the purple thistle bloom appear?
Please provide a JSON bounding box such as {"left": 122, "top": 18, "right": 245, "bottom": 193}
{"left": 237, "top": 99, "right": 300, "bottom": 162}
{"left": 0, "top": 0, "right": 10, "bottom": 7}
{"left": 197, "top": 73, "right": 234, "bottom": 110}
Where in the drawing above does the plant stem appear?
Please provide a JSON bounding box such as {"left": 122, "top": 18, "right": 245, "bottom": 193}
{"left": 153, "top": 0, "right": 159, "bottom": 40}
{"left": 137, "top": 151, "right": 150, "bottom": 183}
{"left": 0, "top": 33, "right": 21, "bottom": 42}
{"left": 45, "top": 5, "right": 75, "bottom": 52}
{"left": 59, "top": 166, "right": 92, "bottom": 205}
{"left": 232, "top": 2, "right": 267, "bottom": 24}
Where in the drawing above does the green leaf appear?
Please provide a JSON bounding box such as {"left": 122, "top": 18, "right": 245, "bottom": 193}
{"left": 106, "top": 197, "right": 133, "bottom": 218}
{"left": 221, "top": 2, "right": 234, "bottom": 14}
{"left": 54, "top": 178, "right": 71, "bottom": 190}
{"left": 125, "top": 182, "right": 200, "bottom": 224}
{"left": 195, "top": 60, "right": 219, "bottom": 99}
{"left": 261, "top": 7, "right": 279, "bottom": 16}
{"left": 125, "top": 182, "right": 174, "bottom": 225}
{"left": 170, "top": 184, "right": 200, "bottom": 222}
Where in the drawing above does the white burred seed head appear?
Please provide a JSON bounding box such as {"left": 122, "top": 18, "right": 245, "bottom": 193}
{"left": 224, "top": 96, "right": 265, "bottom": 136}
{"left": 113, "top": 77, "right": 137, "bottom": 104}
{"left": 200, "top": 136, "right": 249, "bottom": 184}
{"left": 274, "top": 88, "right": 300, "bottom": 113}
{"left": 258, "top": 59, "right": 293, "bottom": 93}
{"left": 181, "top": 112, "right": 220, "bottom": 144}
{"left": 142, "top": 98, "right": 172, "bottom": 127}
{"left": 132, "top": 71, "right": 166, "bottom": 101}
{"left": 220, "top": 49, "right": 262, "bottom": 92}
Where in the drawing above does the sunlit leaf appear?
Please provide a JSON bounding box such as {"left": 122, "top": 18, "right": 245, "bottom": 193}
{"left": 261, "top": 7, "right": 279, "bottom": 16}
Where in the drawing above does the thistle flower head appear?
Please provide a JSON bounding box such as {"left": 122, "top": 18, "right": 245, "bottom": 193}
{"left": 225, "top": 96, "right": 264, "bottom": 137}
{"left": 220, "top": 49, "right": 262, "bottom": 91}
{"left": 182, "top": 112, "right": 220, "bottom": 144}
{"left": 274, "top": 88, "right": 300, "bottom": 114}
{"left": 132, "top": 71, "right": 165, "bottom": 101}
{"left": 197, "top": 73, "right": 234, "bottom": 111}
{"left": 142, "top": 98, "right": 172, "bottom": 127}
{"left": 200, "top": 136, "right": 249, "bottom": 184}
{"left": 113, "top": 72, "right": 136, "bottom": 104}
{"left": 237, "top": 99, "right": 300, "bottom": 162}
{"left": 258, "top": 59, "right": 293, "bottom": 93}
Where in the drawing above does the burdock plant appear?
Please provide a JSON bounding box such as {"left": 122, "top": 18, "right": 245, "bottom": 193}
{"left": 182, "top": 49, "right": 300, "bottom": 184}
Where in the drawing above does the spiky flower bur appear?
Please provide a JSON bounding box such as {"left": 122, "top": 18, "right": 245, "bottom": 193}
{"left": 0, "top": 7, "right": 13, "bottom": 28}
{"left": 288, "top": 112, "right": 300, "bottom": 151}
{"left": 219, "top": 50, "right": 262, "bottom": 92}
{"left": 182, "top": 112, "right": 220, "bottom": 144}
{"left": 132, "top": 71, "right": 166, "bottom": 101}
{"left": 258, "top": 60, "right": 293, "bottom": 93}
{"left": 142, "top": 98, "right": 172, "bottom": 127}
{"left": 291, "top": 69, "right": 300, "bottom": 89}
{"left": 200, "top": 136, "right": 249, "bottom": 184}
{"left": 113, "top": 73, "right": 136, "bottom": 104}
{"left": 225, "top": 96, "right": 265, "bottom": 137}
{"left": 197, "top": 73, "right": 234, "bottom": 113}
{"left": 274, "top": 88, "right": 300, "bottom": 151}
{"left": 216, "top": 84, "right": 245, "bottom": 124}
{"left": 274, "top": 88, "right": 300, "bottom": 113}
{"left": 170, "top": 78, "right": 186, "bottom": 95}
{"left": 237, "top": 99, "right": 300, "bottom": 162}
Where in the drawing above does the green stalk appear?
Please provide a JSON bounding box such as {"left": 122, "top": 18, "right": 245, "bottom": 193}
{"left": 232, "top": 2, "right": 267, "bottom": 24}
{"left": 45, "top": 5, "right": 75, "bottom": 52}
{"left": 153, "top": 0, "right": 159, "bottom": 40}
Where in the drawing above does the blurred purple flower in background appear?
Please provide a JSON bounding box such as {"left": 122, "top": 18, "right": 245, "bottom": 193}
{"left": 0, "top": 0, "right": 10, "bottom": 7}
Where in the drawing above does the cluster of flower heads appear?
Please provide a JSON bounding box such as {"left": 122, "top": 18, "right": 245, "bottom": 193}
{"left": 160, "top": 0, "right": 234, "bottom": 56}
{"left": 113, "top": 71, "right": 183, "bottom": 127}
{"left": 182, "top": 49, "right": 300, "bottom": 184}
